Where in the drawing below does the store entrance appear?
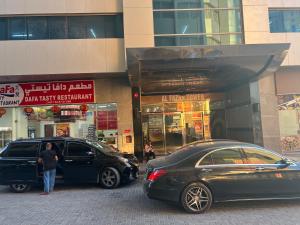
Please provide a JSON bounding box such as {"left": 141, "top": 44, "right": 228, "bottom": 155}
{"left": 142, "top": 94, "right": 221, "bottom": 155}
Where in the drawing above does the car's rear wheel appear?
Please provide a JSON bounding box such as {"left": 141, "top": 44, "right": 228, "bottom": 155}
{"left": 100, "top": 167, "right": 121, "bottom": 189}
{"left": 181, "top": 182, "right": 213, "bottom": 213}
{"left": 9, "top": 184, "right": 31, "bottom": 193}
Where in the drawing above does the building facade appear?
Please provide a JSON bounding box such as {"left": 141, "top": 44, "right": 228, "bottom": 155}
{"left": 0, "top": 0, "right": 298, "bottom": 158}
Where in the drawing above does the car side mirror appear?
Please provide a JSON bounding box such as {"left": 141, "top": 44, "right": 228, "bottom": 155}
{"left": 278, "top": 159, "right": 292, "bottom": 168}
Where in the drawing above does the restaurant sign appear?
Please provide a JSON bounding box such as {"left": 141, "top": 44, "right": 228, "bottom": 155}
{"left": 0, "top": 80, "right": 95, "bottom": 107}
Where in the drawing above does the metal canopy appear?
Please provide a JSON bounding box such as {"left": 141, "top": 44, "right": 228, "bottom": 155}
{"left": 126, "top": 44, "right": 290, "bottom": 95}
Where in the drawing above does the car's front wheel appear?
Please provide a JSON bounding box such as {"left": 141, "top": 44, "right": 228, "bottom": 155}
{"left": 9, "top": 183, "right": 31, "bottom": 193}
{"left": 181, "top": 182, "right": 213, "bottom": 213}
{"left": 100, "top": 167, "right": 121, "bottom": 189}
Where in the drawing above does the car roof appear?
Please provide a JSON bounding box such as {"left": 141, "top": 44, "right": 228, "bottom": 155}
{"left": 12, "top": 137, "right": 87, "bottom": 143}
{"left": 181, "top": 139, "right": 261, "bottom": 153}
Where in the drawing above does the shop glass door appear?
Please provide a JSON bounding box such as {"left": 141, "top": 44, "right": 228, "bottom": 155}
{"left": 164, "top": 113, "right": 184, "bottom": 153}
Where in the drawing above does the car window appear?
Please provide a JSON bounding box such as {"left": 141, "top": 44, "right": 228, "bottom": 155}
{"left": 199, "top": 154, "right": 213, "bottom": 166}
{"left": 67, "top": 142, "right": 93, "bottom": 157}
{"left": 41, "top": 141, "right": 64, "bottom": 158}
{"left": 4, "top": 142, "right": 39, "bottom": 158}
{"left": 243, "top": 148, "right": 283, "bottom": 165}
{"left": 209, "top": 148, "right": 244, "bottom": 165}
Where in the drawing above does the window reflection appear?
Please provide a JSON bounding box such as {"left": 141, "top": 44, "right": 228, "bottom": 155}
{"left": 0, "top": 15, "right": 124, "bottom": 41}
{"left": 269, "top": 9, "right": 300, "bottom": 33}
{"left": 153, "top": 1, "right": 243, "bottom": 46}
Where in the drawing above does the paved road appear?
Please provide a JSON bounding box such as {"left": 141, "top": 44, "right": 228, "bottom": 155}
{"left": 1, "top": 179, "right": 300, "bottom": 225}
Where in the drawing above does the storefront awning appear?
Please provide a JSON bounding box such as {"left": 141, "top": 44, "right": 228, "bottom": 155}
{"left": 126, "top": 44, "right": 290, "bottom": 95}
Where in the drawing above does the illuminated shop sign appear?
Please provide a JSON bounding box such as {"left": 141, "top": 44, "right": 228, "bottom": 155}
{"left": 0, "top": 80, "right": 95, "bottom": 107}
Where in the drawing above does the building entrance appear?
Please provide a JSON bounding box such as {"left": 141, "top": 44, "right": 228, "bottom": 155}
{"left": 141, "top": 94, "right": 224, "bottom": 155}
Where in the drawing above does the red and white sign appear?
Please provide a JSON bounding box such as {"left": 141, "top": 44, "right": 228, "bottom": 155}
{"left": 0, "top": 80, "right": 95, "bottom": 107}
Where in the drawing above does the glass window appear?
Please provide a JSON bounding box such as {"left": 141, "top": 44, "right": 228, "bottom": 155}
{"left": 0, "top": 15, "right": 123, "bottom": 41}
{"left": 0, "top": 18, "right": 8, "bottom": 40}
{"left": 269, "top": 10, "right": 300, "bottom": 33}
{"left": 27, "top": 17, "right": 48, "bottom": 40}
{"left": 68, "top": 16, "right": 87, "bottom": 39}
{"left": 154, "top": 12, "right": 175, "bottom": 34}
{"left": 199, "top": 153, "right": 213, "bottom": 165}
{"left": 210, "top": 148, "right": 244, "bottom": 165}
{"left": 8, "top": 17, "right": 27, "bottom": 40}
{"left": 153, "top": 0, "right": 240, "bottom": 9}
{"left": 5, "top": 143, "right": 39, "bottom": 157}
{"left": 105, "top": 15, "right": 124, "bottom": 38}
{"left": 48, "top": 17, "right": 67, "bottom": 39}
{"left": 67, "top": 142, "right": 92, "bottom": 157}
{"left": 243, "top": 148, "right": 283, "bottom": 165}
{"left": 86, "top": 16, "right": 105, "bottom": 38}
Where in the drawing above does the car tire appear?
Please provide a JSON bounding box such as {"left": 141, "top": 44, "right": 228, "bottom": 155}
{"left": 9, "top": 183, "right": 31, "bottom": 193}
{"left": 181, "top": 182, "right": 213, "bottom": 214}
{"left": 100, "top": 167, "right": 121, "bottom": 189}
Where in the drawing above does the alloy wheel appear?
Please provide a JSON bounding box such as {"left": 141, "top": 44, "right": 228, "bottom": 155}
{"left": 185, "top": 187, "right": 209, "bottom": 211}
{"left": 181, "top": 183, "right": 212, "bottom": 213}
{"left": 100, "top": 167, "right": 120, "bottom": 189}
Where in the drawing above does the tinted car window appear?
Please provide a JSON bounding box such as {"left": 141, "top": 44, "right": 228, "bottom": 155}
{"left": 4, "top": 143, "right": 39, "bottom": 157}
{"left": 243, "top": 148, "right": 283, "bottom": 164}
{"left": 210, "top": 148, "right": 244, "bottom": 165}
{"left": 199, "top": 154, "right": 213, "bottom": 165}
{"left": 67, "top": 142, "right": 92, "bottom": 157}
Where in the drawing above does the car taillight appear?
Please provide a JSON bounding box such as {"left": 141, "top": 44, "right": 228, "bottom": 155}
{"left": 147, "top": 169, "right": 167, "bottom": 182}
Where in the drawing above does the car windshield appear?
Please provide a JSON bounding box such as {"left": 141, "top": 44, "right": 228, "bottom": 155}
{"left": 87, "top": 141, "right": 117, "bottom": 154}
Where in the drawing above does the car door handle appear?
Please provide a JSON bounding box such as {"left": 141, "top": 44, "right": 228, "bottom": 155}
{"left": 65, "top": 160, "right": 73, "bottom": 162}
{"left": 256, "top": 167, "right": 265, "bottom": 171}
{"left": 201, "top": 168, "right": 213, "bottom": 172}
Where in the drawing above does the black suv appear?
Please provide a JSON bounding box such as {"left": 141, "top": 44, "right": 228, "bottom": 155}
{"left": 0, "top": 137, "right": 139, "bottom": 192}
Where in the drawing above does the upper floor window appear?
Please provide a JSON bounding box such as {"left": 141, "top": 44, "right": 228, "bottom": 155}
{"left": 153, "top": 0, "right": 240, "bottom": 10}
{"left": 0, "top": 14, "right": 124, "bottom": 41}
{"left": 269, "top": 9, "right": 300, "bottom": 33}
{"left": 153, "top": 0, "right": 243, "bottom": 46}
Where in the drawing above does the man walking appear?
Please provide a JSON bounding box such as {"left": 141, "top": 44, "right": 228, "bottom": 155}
{"left": 38, "top": 142, "right": 58, "bottom": 195}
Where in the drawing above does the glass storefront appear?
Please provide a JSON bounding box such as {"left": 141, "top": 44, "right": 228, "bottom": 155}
{"left": 142, "top": 94, "right": 225, "bottom": 155}
{"left": 0, "top": 103, "right": 118, "bottom": 148}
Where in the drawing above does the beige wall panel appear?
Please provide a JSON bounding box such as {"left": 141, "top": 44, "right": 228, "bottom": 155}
{"left": 244, "top": 32, "right": 270, "bottom": 44}
{"left": 0, "top": 39, "right": 125, "bottom": 76}
{"left": 0, "top": 44, "right": 6, "bottom": 75}
{"left": 276, "top": 66, "right": 300, "bottom": 95}
{"left": 268, "top": 0, "right": 300, "bottom": 7}
{"left": 123, "top": 0, "right": 152, "bottom": 8}
{"left": 258, "top": 74, "right": 281, "bottom": 151}
{"left": 243, "top": 5, "right": 269, "bottom": 32}
{"left": 95, "top": 79, "right": 133, "bottom": 153}
{"left": 123, "top": 0, "right": 154, "bottom": 48}
{"left": 4, "top": 41, "right": 30, "bottom": 75}
{"left": 243, "top": 0, "right": 268, "bottom": 6}
{"left": 0, "top": 0, "right": 122, "bottom": 15}
{"left": 123, "top": 8, "right": 154, "bottom": 35}
{"left": 105, "top": 39, "right": 126, "bottom": 72}
{"left": 124, "top": 35, "right": 154, "bottom": 48}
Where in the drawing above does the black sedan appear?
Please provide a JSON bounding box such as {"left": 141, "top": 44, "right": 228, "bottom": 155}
{"left": 143, "top": 140, "right": 300, "bottom": 213}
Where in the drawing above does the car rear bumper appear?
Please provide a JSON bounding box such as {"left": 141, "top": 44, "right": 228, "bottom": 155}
{"left": 143, "top": 180, "right": 180, "bottom": 203}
